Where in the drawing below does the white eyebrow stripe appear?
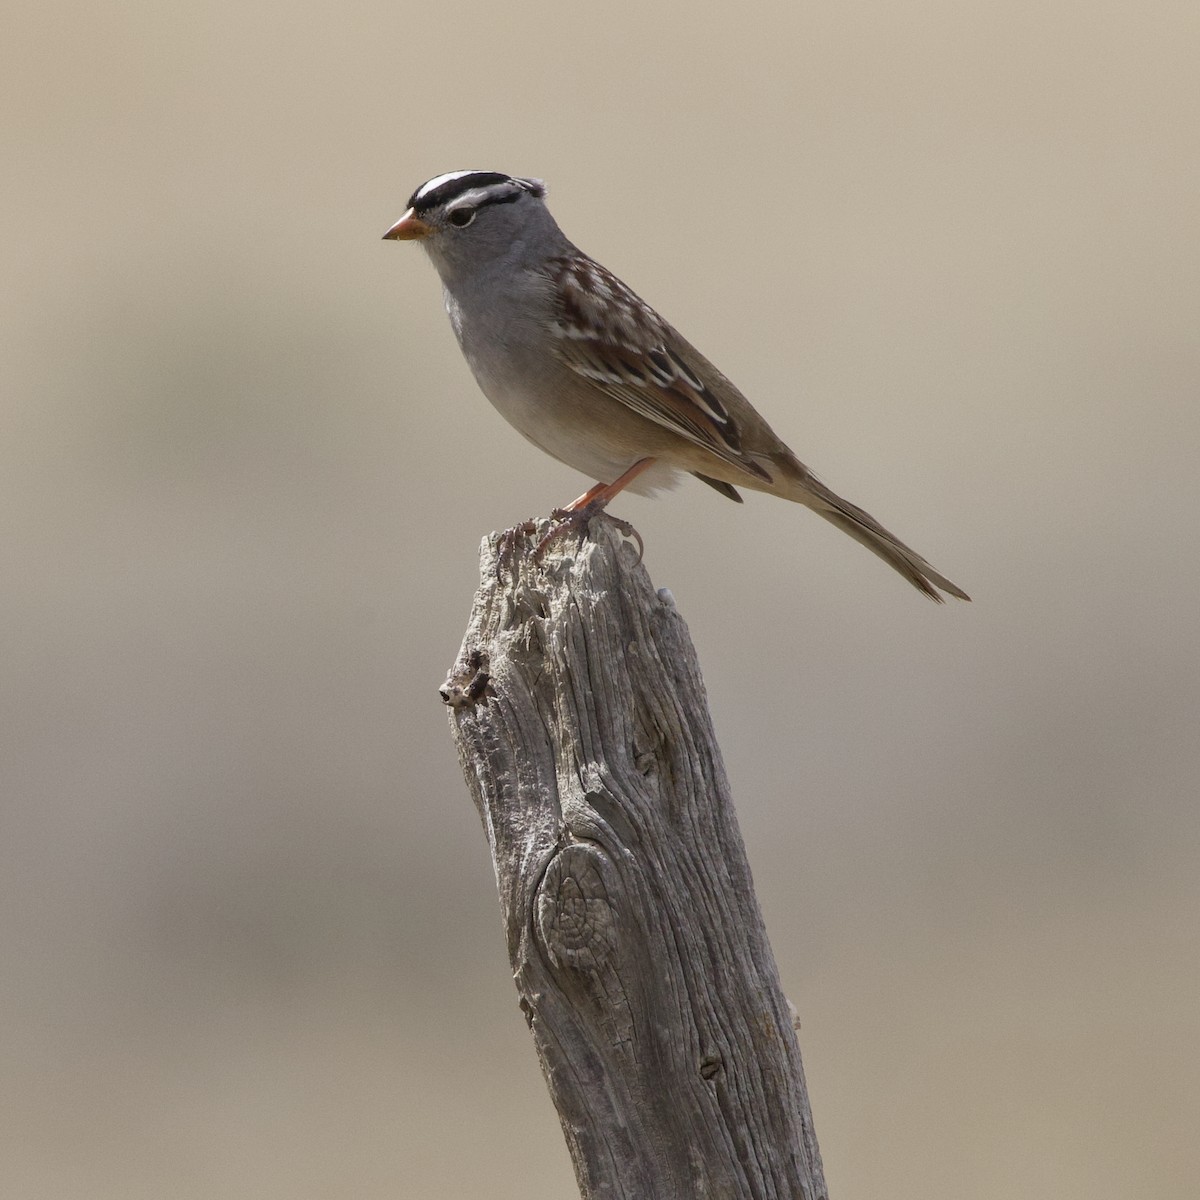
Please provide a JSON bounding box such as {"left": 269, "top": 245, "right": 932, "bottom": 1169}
{"left": 444, "top": 184, "right": 523, "bottom": 210}
{"left": 414, "top": 170, "right": 487, "bottom": 201}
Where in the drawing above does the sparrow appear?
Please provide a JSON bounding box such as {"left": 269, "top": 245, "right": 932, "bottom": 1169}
{"left": 385, "top": 170, "right": 968, "bottom": 601}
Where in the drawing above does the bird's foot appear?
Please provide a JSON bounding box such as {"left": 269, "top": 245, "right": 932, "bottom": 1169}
{"left": 533, "top": 503, "right": 643, "bottom": 563}
{"left": 532, "top": 459, "right": 655, "bottom": 562}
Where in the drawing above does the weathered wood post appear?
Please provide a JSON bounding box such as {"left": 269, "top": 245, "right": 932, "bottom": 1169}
{"left": 441, "top": 515, "right": 828, "bottom": 1200}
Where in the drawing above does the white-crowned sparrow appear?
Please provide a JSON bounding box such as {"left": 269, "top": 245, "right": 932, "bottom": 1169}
{"left": 384, "top": 170, "right": 969, "bottom": 601}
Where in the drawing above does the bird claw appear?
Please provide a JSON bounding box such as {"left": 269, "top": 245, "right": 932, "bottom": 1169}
{"left": 604, "top": 513, "right": 645, "bottom": 563}
{"left": 532, "top": 505, "right": 591, "bottom": 560}
{"left": 533, "top": 503, "right": 644, "bottom": 563}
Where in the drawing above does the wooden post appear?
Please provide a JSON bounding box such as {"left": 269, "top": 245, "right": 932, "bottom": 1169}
{"left": 441, "top": 516, "right": 829, "bottom": 1200}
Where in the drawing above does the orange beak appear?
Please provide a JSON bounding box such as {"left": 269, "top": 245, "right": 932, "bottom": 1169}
{"left": 382, "top": 208, "right": 432, "bottom": 241}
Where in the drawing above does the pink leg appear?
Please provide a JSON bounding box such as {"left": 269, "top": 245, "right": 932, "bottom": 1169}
{"left": 563, "top": 480, "right": 609, "bottom": 511}
{"left": 562, "top": 458, "right": 658, "bottom": 512}
{"left": 535, "top": 458, "right": 657, "bottom": 561}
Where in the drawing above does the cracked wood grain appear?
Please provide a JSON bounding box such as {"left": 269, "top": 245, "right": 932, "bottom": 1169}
{"left": 442, "top": 516, "right": 828, "bottom": 1200}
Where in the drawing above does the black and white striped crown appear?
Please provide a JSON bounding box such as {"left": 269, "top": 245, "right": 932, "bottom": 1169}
{"left": 406, "top": 170, "right": 546, "bottom": 215}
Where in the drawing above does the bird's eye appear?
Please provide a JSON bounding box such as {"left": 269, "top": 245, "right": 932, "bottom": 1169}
{"left": 448, "top": 207, "right": 476, "bottom": 228}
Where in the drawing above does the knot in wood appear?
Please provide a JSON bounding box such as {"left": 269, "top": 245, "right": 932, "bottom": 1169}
{"left": 535, "top": 844, "right": 619, "bottom": 975}
{"left": 439, "top": 648, "right": 491, "bottom": 709}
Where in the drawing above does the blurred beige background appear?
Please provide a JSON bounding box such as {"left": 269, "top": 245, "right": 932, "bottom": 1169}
{"left": 3, "top": 1, "right": 1197, "bottom": 1196}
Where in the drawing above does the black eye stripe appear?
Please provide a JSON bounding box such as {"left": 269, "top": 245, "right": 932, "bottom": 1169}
{"left": 408, "top": 172, "right": 545, "bottom": 216}
{"left": 479, "top": 190, "right": 521, "bottom": 209}
{"left": 447, "top": 191, "right": 522, "bottom": 228}
{"left": 408, "top": 171, "right": 512, "bottom": 211}
{"left": 412, "top": 172, "right": 511, "bottom": 210}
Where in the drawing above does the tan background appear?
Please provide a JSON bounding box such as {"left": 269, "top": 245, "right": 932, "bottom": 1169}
{"left": 3, "top": 2, "right": 1197, "bottom": 1196}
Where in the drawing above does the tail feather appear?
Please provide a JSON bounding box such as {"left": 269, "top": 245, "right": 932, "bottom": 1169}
{"left": 799, "top": 477, "right": 970, "bottom": 603}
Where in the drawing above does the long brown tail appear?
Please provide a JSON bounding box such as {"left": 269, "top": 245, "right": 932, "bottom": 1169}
{"left": 794, "top": 475, "right": 970, "bottom": 603}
